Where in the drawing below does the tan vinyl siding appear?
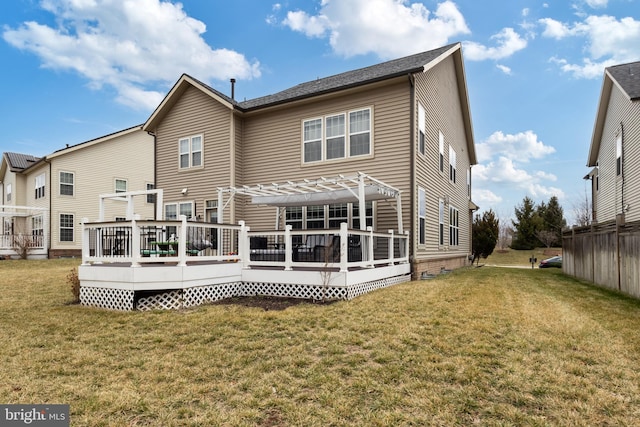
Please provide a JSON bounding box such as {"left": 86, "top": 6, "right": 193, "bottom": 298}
{"left": 414, "top": 55, "right": 471, "bottom": 259}
{"left": 155, "top": 86, "right": 234, "bottom": 222}
{"left": 595, "top": 85, "right": 640, "bottom": 223}
{"left": 47, "top": 129, "right": 154, "bottom": 249}
{"left": 240, "top": 80, "right": 412, "bottom": 232}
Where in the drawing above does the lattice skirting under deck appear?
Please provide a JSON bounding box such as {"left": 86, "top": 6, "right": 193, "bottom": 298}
{"left": 81, "top": 273, "right": 410, "bottom": 311}
{"left": 81, "top": 287, "right": 135, "bottom": 311}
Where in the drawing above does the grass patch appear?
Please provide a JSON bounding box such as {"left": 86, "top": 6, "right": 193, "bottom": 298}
{"left": 2, "top": 259, "right": 640, "bottom": 425}
{"left": 484, "top": 247, "right": 563, "bottom": 266}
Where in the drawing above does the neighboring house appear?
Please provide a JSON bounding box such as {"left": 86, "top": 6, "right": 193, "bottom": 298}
{"left": 0, "top": 125, "right": 154, "bottom": 258}
{"left": 585, "top": 60, "right": 640, "bottom": 223}
{"left": 563, "top": 60, "right": 640, "bottom": 299}
{"left": 143, "top": 42, "right": 477, "bottom": 278}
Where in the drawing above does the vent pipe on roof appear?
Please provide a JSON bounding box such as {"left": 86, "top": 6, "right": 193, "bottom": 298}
{"left": 230, "top": 78, "right": 236, "bottom": 100}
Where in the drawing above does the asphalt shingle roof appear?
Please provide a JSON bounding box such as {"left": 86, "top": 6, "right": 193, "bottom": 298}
{"left": 4, "top": 152, "right": 40, "bottom": 172}
{"left": 607, "top": 61, "right": 640, "bottom": 101}
{"left": 237, "top": 43, "right": 458, "bottom": 110}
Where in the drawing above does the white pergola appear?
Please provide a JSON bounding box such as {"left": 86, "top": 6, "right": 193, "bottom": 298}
{"left": 0, "top": 205, "right": 49, "bottom": 250}
{"left": 216, "top": 172, "right": 404, "bottom": 233}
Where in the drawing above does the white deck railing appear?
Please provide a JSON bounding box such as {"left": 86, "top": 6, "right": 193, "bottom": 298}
{"left": 81, "top": 216, "right": 409, "bottom": 271}
{"left": 0, "top": 234, "right": 45, "bottom": 249}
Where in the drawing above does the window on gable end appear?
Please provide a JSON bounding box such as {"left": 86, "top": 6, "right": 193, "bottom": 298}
{"left": 616, "top": 133, "right": 622, "bottom": 177}
{"left": 418, "top": 103, "right": 425, "bottom": 155}
{"left": 179, "top": 135, "right": 203, "bottom": 169}
{"left": 438, "top": 131, "right": 444, "bottom": 173}
{"left": 449, "top": 146, "right": 457, "bottom": 183}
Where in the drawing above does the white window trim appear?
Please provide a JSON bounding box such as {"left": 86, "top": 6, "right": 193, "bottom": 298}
{"left": 35, "top": 173, "right": 46, "bottom": 199}
{"left": 59, "top": 213, "right": 74, "bottom": 243}
{"left": 164, "top": 202, "right": 195, "bottom": 220}
{"left": 115, "top": 178, "right": 128, "bottom": 193}
{"left": 449, "top": 146, "right": 457, "bottom": 183}
{"left": 418, "top": 187, "right": 426, "bottom": 245}
{"left": 616, "top": 133, "right": 622, "bottom": 177}
{"left": 179, "top": 134, "right": 204, "bottom": 170}
{"left": 439, "top": 198, "right": 445, "bottom": 246}
{"left": 418, "top": 103, "right": 426, "bottom": 155}
{"left": 60, "top": 171, "right": 75, "bottom": 196}
{"left": 5, "top": 183, "right": 11, "bottom": 202}
{"left": 438, "top": 131, "right": 445, "bottom": 174}
{"left": 302, "top": 107, "right": 373, "bottom": 164}
{"left": 449, "top": 205, "right": 459, "bottom": 246}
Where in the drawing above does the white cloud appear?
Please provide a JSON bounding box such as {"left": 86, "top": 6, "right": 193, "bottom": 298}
{"left": 281, "top": 0, "right": 470, "bottom": 59}
{"left": 585, "top": 0, "right": 608, "bottom": 8}
{"left": 476, "top": 130, "right": 555, "bottom": 163}
{"left": 2, "top": 0, "right": 261, "bottom": 110}
{"left": 473, "top": 188, "right": 503, "bottom": 206}
{"left": 539, "top": 14, "right": 640, "bottom": 78}
{"left": 463, "top": 27, "right": 527, "bottom": 61}
{"left": 496, "top": 64, "right": 512, "bottom": 74}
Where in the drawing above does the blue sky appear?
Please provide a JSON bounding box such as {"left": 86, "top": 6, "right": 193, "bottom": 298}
{"left": 1, "top": 0, "right": 639, "bottom": 225}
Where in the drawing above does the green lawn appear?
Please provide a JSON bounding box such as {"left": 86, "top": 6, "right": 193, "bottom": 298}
{"left": 1, "top": 258, "right": 640, "bottom": 426}
{"left": 483, "top": 247, "right": 563, "bottom": 267}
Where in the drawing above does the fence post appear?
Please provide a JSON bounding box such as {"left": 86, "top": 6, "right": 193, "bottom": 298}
{"left": 81, "top": 218, "right": 90, "bottom": 265}
{"left": 339, "top": 223, "right": 348, "bottom": 272}
{"left": 367, "top": 226, "right": 374, "bottom": 268}
{"left": 240, "top": 221, "right": 250, "bottom": 269}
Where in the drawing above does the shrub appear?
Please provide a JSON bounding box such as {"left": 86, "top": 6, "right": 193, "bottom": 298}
{"left": 67, "top": 267, "right": 80, "bottom": 304}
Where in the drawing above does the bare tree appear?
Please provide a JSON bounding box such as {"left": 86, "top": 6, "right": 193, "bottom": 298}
{"left": 496, "top": 210, "right": 513, "bottom": 250}
{"left": 572, "top": 188, "right": 592, "bottom": 227}
{"left": 536, "top": 230, "right": 557, "bottom": 248}
{"left": 11, "top": 223, "right": 34, "bottom": 260}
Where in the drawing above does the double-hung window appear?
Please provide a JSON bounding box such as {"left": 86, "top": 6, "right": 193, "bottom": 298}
{"left": 115, "top": 179, "right": 127, "bottom": 194}
{"left": 60, "top": 172, "right": 74, "bottom": 196}
{"left": 449, "top": 146, "right": 457, "bottom": 183}
{"left": 439, "top": 199, "right": 445, "bottom": 246}
{"left": 418, "top": 104, "right": 425, "bottom": 155}
{"left": 35, "top": 173, "right": 45, "bottom": 199}
{"left": 60, "top": 214, "right": 74, "bottom": 242}
{"left": 303, "top": 107, "right": 371, "bottom": 163}
{"left": 5, "top": 184, "right": 11, "bottom": 202}
{"left": 616, "top": 133, "right": 622, "bottom": 177}
{"left": 449, "top": 206, "right": 459, "bottom": 246}
{"left": 179, "top": 135, "right": 203, "bottom": 169}
{"left": 438, "top": 132, "right": 445, "bottom": 173}
{"left": 418, "top": 187, "right": 426, "bottom": 245}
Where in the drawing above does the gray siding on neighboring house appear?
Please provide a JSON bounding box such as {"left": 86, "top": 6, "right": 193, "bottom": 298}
{"left": 595, "top": 84, "right": 640, "bottom": 223}
{"left": 155, "top": 85, "right": 235, "bottom": 222}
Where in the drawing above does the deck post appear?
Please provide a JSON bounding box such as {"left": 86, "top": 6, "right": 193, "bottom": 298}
{"left": 284, "top": 224, "right": 293, "bottom": 271}
{"left": 240, "top": 221, "right": 250, "bottom": 269}
{"left": 131, "top": 216, "right": 141, "bottom": 267}
{"left": 339, "top": 223, "right": 348, "bottom": 272}
{"left": 403, "top": 231, "right": 410, "bottom": 262}
{"left": 366, "top": 226, "right": 374, "bottom": 268}
{"left": 81, "top": 218, "right": 90, "bottom": 265}
{"left": 177, "top": 215, "right": 187, "bottom": 267}
{"left": 388, "top": 229, "right": 394, "bottom": 266}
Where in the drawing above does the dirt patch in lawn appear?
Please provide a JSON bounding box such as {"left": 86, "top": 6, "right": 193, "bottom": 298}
{"left": 210, "top": 296, "right": 338, "bottom": 311}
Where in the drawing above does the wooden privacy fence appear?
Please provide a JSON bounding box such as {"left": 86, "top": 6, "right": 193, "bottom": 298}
{"left": 563, "top": 218, "right": 640, "bottom": 299}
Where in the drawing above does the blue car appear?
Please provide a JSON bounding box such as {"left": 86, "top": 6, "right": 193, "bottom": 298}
{"left": 539, "top": 256, "right": 562, "bottom": 268}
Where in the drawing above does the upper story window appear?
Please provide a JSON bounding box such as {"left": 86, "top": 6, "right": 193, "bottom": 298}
{"left": 60, "top": 171, "right": 74, "bottom": 196}
{"left": 616, "top": 133, "right": 622, "bottom": 177}
{"left": 179, "top": 135, "right": 203, "bottom": 169}
{"left": 449, "top": 146, "right": 457, "bottom": 183}
{"left": 438, "top": 131, "right": 445, "bottom": 173}
{"left": 5, "top": 184, "right": 11, "bottom": 202}
{"left": 303, "top": 107, "right": 371, "bottom": 163}
{"left": 115, "top": 179, "right": 127, "bottom": 193}
{"left": 418, "top": 103, "right": 425, "bottom": 155}
{"left": 466, "top": 168, "right": 471, "bottom": 198}
{"left": 35, "top": 173, "right": 45, "bottom": 199}
{"left": 146, "top": 183, "right": 155, "bottom": 204}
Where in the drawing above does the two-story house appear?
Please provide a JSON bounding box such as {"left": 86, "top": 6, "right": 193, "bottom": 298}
{"left": 1, "top": 125, "right": 155, "bottom": 259}
{"left": 142, "top": 42, "right": 477, "bottom": 279}
{"left": 585, "top": 60, "right": 640, "bottom": 223}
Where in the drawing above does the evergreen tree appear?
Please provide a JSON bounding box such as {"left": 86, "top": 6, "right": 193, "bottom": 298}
{"left": 511, "top": 197, "right": 542, "bottom": 250}
{"left": 538, "top": 196, "right": 566, "bottom": 246}
{"left": 472, "top": 209, "right": 499, "bottom": 265}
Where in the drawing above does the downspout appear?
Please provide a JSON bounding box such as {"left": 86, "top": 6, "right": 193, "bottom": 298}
{"left": 44, "top": 157, "right": 51, "bottom": 258}
{"left": 617, "top": 122, "right": 624, "bottom": 291}
{"left": 408, "top": 73, "right": 416, "bottom": 266}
